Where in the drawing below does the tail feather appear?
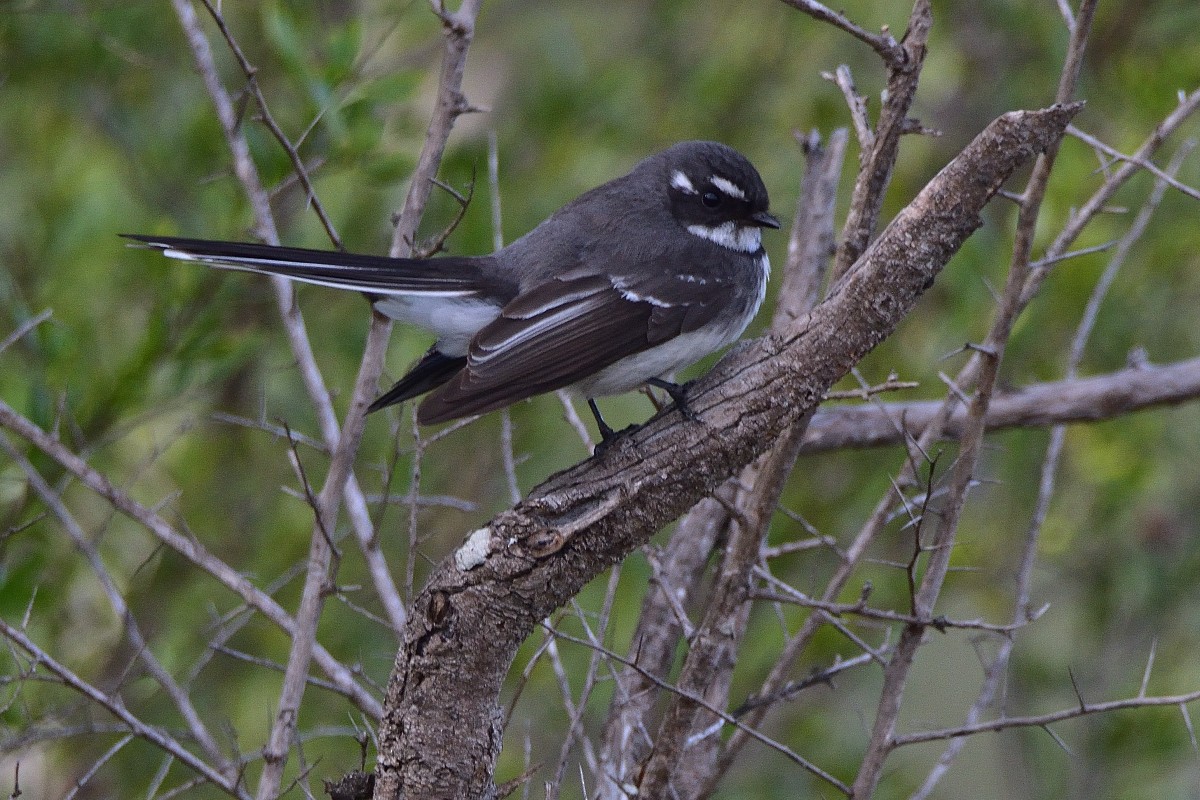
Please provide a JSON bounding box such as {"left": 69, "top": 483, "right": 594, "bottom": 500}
{"left": 368, "top": 349, "right": 467, "bottom": 413}
{"left": 122, "top": 234, "right": 498, "bottom": 297}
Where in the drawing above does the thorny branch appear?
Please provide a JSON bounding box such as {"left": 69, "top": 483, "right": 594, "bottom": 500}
{"left": 850, "top": 3, "right": 1098, "bottom": 796}
{"left": 0, "top": 396, "right": 382, "bottom": 718}
{"left": 910, "top": 118, "right": 1197, "bottom": 800}
{"left": 893, "top": 686, "right": 1200, "bottom": 747}
{"left": 0, "top": 619, "right": 251, "bottom": 799}
{"left": 164, "top": 4, "right": 400, "bottom": 796}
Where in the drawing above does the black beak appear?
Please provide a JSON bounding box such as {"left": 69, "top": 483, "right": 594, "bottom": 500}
{"left": 750, "top": 210, "right": 781, "bottom": 229}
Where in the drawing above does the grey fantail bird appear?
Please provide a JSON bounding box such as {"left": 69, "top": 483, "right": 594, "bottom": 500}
{"left": 124, "top": 140, "right": 780, "bottom": 441}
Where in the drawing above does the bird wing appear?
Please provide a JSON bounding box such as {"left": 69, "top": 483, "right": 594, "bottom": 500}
{"left": 415, "top": 269, "right": 727, "bottom": 423}
{"left": 122, "top": 234, "right": 505, "bottom": 297}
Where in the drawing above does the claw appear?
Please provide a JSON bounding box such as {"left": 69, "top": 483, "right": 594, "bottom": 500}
{"left": 646, "top": 377, "right": 696, "bottom": 421}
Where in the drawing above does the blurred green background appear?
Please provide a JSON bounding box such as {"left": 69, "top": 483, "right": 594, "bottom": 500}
{"left": 2, "top": 1, "right": 1200, "bottom": 798}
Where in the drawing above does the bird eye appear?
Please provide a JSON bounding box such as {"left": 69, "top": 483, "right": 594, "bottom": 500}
{"left": 701, "top": 191, "right": 721, "bottom": 208}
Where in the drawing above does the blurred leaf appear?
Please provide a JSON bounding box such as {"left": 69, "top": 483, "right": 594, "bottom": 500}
{"left": 261, "top": 2, "right": 310, "bottom": 76}
{"left": 362, "top": 69, "right": 423, "bottom": 104}
{"left": 324, "top": 17, "right": 362, "bottom": 85}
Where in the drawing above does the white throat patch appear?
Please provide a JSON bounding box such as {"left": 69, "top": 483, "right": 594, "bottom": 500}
{"left": 686, "top": 222, "right": 762, "bottom": 253}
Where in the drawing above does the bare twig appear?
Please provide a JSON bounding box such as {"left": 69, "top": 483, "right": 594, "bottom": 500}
{"left": 1067, "top": 125, "right": 1200, "bottom": 202}
{"left": 893, "top": 687, "right": 1200, "bottom": 746}
{"left": 64, "top": 734, "right": 134, "bottom": 800}
{"left": 778, "top": 0, "right": 904, "bottom": 65}
{"left": 0, "top": 309, "right": 52, "bottom": 356}
{"left": 210, "top": 644, "right": 371, "bottom": 697}
{"left": 850, "top": 6, "right": 1098, "bottom": 796}
{"left": 197, "top": 0, "right": 344, "bottom": 249}
{"left": 556, "top": 391, "right": 595, "bottom": 452}
{"left": 547, "top": 570, "right": 622, "bottom": 795}
{"left": 0, "top": 398, "right": 381, "bottom": 718}
{"left": 418, "top": 175, "right": 477, "bottom": 257}
{"left": 0, "top": 619, "right": 251, "bottom": 799}
{"left": 489, "top": 138, "right": 523, "bottom": 507}
{"left": 748, "top": 584, "right": 1035, "bottom": 635}
{"left": 832, "top": 0, "right": 933, "bottom": 281}
{"left": 0, "top": 434, "right": 236, "bottom": 782}
{"left": 212, "top": 412, "right": 328, "bottom": 453}
{"left": 823, "top": 377, "right": 918, "bottom": 401}
{"left": 823, "top": 68, "right": 873, "bottom": 153}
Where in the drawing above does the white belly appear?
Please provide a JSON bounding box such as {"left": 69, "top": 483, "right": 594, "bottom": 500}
{"left": 575, "top": 252, "right": 768, "bottom": 397}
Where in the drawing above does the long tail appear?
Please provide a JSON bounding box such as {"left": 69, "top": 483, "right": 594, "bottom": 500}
{"left": 122, "top": 234, "right": 499, "bottom": 297}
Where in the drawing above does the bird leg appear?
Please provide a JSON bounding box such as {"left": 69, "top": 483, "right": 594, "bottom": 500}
{"left": 587, "top": 398, "right": 619, "bottom": 445}
{"left": 646, "top": 377, "right": 697, "bottom": 421}
{"left": 589, "top": 379, "right": 697, "bottom": 456}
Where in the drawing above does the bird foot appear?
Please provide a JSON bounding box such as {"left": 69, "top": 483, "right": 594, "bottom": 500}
{"left": 646, "top": 378, "right": 697, "bottom": 421}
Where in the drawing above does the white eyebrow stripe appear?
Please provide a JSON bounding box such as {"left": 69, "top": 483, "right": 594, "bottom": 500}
{"left": 710, "top": 175, "right": 746, "bottom": 200}
{"left": 671, "top": 170, "right": 697, "bottom": 194}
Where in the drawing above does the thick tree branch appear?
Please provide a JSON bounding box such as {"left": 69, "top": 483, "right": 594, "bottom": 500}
{"left": 372, "top": 103, "right": 1081, "bottom": 799}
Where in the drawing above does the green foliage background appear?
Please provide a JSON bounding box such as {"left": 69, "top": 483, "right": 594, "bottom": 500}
{"left": 2, "top": 1, "right": 1200, "bottom": 798}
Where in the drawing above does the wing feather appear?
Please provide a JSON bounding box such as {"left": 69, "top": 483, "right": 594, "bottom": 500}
{"left": 415, "top": 272, "right": 725, "bottom": 423}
